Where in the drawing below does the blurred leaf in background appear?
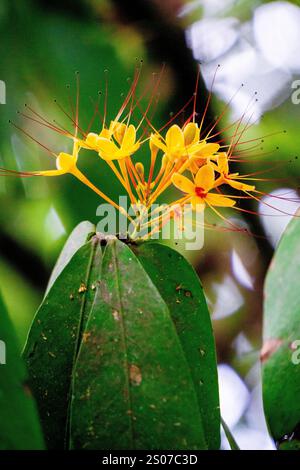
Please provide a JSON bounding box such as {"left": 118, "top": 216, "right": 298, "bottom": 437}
{"left": 0, "top": 293, "right": 44, "bottom": 449}
{"left": 0, "top": 0, "right": 169, "bottom": 344}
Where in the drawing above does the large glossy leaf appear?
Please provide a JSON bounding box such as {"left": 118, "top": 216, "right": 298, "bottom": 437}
{"left": 71, "top": 238, "right": 207, "bottom": 450}
{"left": 134, "top": 242, "right": 220, "bottom": 449}
{"left": 23, "top": 236, "right": 102, "bottom": 449}
{"left": 262, "top": 213, "right": 300, "bottom": 441}
{"left": 0, "top": 293, "right": 44, "bottom": 449}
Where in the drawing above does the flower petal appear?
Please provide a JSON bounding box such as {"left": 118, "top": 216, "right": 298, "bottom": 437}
{"left": 150, "top": 133, "right": 166, "bottom": 153}
{"left": 172, "top": 173, "right": 195, "bottom": 194}
{"left": 195, "top": 164, "right": 215, "bottom": 191}
{"left": 206, "top": 193, "right": 236, "bottom": 207}
{"left": 195, "top": 143, "right": 220, "bottom": 157}
{"left": 99, "top": 128, "right": 111, "bottom": 139}
{"left": 56, "top": 152, "right": 76, "bottom": 172}
{"left": 166, "top": 124, "right": 184, "bottom": 151}
{"left": 111, "top": 121, "right": 127, "bottom": 145}
{"left": 183, "top": 123, "right": 200, "bottom": 145}
{"left": 191, "top": 196, "right": 206, "bottom": 212}
{"left": 97, "top": 138, "right": 119, "bottom": 158}
{"left": 85, "top": 132, "right": 101, "bottom": 150}
{"left": 217, "top": 153, "right": 229, "bottom": 174}
{"left": 227, "top": 179, "right": 255, "bottom": 192}
{"left": 121, "top": 124, "right": 136, "bottom": 150}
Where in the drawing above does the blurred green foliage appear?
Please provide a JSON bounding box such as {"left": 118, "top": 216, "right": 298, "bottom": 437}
{"left": 0, "top": 0, "right": 167, "bottom": 344}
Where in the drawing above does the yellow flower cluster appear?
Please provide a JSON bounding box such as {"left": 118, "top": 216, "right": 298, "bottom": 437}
{"left": 41, "top": 119, "right": 255, "bottom": 216}
{"left": 1, "top": 72, "right": 260, "bottom": 238}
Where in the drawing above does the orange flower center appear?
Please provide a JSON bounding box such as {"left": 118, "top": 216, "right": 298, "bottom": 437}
{"left": 195, "top": 186, "right": 206, "bottom": 198}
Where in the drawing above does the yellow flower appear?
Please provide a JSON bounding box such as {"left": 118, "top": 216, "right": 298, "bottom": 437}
{"left": 1, "top": 139, "right": 125, "bottom": 213}
{"left": 84, "top": 121, "right": 140, "bottom": 161}
{"left": 151, "top": 123, "right": 219, "bottom": 163}
{"left": 23, "top": 140, "right": 80, "bottom": 178}
{"left": 172, "top": 164, "right": 236, "bottom": 211}
{"left": 214, "top": 153, "right": 255, "bottom": 191}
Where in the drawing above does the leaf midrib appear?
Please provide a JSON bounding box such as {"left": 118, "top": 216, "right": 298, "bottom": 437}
{"left": 111, "top": 242, "right": 135, "bottom": 449}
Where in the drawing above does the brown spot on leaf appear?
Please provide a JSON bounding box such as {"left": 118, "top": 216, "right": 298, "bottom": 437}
{"left": 23, "top": 383, "right": 32, "bottom": 397}
{"left": 260, "top": 338, "right": 283, "bottom": 363}
{"left": 41, "top": 332, "right": 47, "bottom": 341}
{"left": 82, "top": 332, "right": 91, "bottom": 343}
{"left": 176, "top": 284, "right": 192, "bottom": 298}
{"left": 78, "top": 283, "right": 87, "bottom": 294}
{"left": 112, "top": 310, "right": 120, "bottom": 321}
{"left": 129, "top": 364, "right": 142, "bottom": 386}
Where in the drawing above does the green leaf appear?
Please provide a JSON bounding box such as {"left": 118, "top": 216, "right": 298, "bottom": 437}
{"left": 134, "top": 242, "right": 220, "bottom": 449}
{"left": 221, "top": 417, "right": 240, "bottom": 450}
{"left": 0, "top": 293, "right": 44, "bottom": 449}
{"left": 23, "top": 236, "right": 101, "bottom": 449}
{"left": 46, "top": 221, "right": 95, "bottom": 296}
{"left": 70, "top": 238, "right": 207, "bottom": 450}
{"left": 279, "top": 439, "right": 300, "bottom": 451}
{"left": 262, "top": 213, "right": 300, "bottom": 441}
